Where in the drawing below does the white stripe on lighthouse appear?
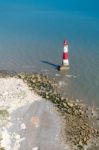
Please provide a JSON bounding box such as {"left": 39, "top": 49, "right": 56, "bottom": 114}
{"left": 63, "top": 59, "right": 69, "bottom": 65}
{"left": 64, "top": 46, "right": 68, "bottom": 52}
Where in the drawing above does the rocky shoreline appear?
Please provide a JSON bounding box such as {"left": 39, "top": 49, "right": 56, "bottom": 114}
{"left": 0, "top": 71, "right": 99, "bottom": 150}
{"left": 16, "top": 72, "right": 99, "bottom": 150}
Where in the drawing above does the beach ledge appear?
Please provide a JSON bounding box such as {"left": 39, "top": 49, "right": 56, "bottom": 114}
{"left": 0, "top": 72, "right": 99, "bottom": 150}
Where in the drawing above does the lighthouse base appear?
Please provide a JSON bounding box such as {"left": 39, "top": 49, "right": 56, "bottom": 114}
{"left": 58, "top": 65, "right": 70, "bottom": 71}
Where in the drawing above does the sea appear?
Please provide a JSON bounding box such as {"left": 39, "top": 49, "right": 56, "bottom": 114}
{"left": 0, "top": 1, "right": 99, "bottom": 107}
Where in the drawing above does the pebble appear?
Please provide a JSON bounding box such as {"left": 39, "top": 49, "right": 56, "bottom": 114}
{"left": 20, "top": 123, "right": 26, "bottom": 130}
{"left": 32, "top": 147, "right": 38, "bottom": 150}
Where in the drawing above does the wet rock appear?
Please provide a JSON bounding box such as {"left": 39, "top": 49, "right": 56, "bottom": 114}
{"left": 77, "top": 144, "right": 83, "bottom": 149}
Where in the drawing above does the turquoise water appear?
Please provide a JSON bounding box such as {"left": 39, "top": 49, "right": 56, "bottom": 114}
{"left": 0, "top": 1, "right": 99, "bottom": 106}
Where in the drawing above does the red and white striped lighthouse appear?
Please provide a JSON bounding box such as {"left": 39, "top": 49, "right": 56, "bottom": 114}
{"left": 62, "top": 39, "right": 69, "bottom": 66}
{"left": 59, "top": 39, "right": 69, "bottom": 71}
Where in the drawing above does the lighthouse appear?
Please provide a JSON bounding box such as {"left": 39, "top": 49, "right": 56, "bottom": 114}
{"left": 59, "top": 39, "right": 70, "bottom": 71}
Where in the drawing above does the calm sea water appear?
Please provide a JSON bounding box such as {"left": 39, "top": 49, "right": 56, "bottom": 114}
{"left": 0, "top": 3, "right": 99, "bottom": 107}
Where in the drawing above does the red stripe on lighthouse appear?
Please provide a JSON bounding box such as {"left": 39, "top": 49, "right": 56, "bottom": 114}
{"left": 63, "top": 52, "right": 68, "bottom": 60}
